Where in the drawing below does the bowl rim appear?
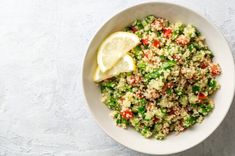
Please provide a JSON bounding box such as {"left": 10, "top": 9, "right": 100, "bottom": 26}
{"left": 82, "top": 1, "right": 235, "bottom": 155}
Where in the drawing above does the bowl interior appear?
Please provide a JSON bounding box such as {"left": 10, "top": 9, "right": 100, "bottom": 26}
{"left": 82, "top": 2, "right": 235, "bottom": 155}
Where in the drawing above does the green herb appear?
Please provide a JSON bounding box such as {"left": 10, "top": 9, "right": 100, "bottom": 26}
{"left": 146, "top": 29, "right": 153, "bottom": 34}
{"left": 208, "top": 78, "right": 216, "bottom": 89}
{"left": 100, "top": 85, "right": 106, "bottom": 92}
{"left": 209, "top": 52, "right": 214, "bottom": 59}
{"left": 172, "top": 30, "right": 179, "bottom": 40}
{"left": 195, "top": 30, "right": 201, "bottom": 37}
{"left": 121, "top": 118, "right": 128, "bottom": 125}
{"left": 134, "top": 45, "right": 142, "bottom": 52}
{"left": 162, "top": 60, "right": 176, "bottom": 69}
{"left": 107, "top": 96, "right": 119, "bottom": 110}
{"left": 140, "top": 99, "right": 147, "bottom": 105}
{"left": 183, "top": 116, "right": 197, "bottom": 128}
{"left": 160, "top": 108, "right": 167, "bottom": 116}
{"left": 166, "top": 88, "right": 172, "bottom": 95}
{"left": 191, "top": 103, "right": 197, "bottom": 108}
{"left": 136, "top": 20, "right": 144, "bottom": 29}
{"left": 145, "top": 15, "right": 155, "bottom": 23}
{"left": 138, "top": 62, "right": 146, "bottom": 70}
{"left": 179, "top": 25, "right": 185, "bottom": 33}
{"left": 199, "top": 104, "right": 213, "bottom": 115}
{"left": 188, "top": 43, "right": 199, "bottom": 52}
{"left": 138, "top": 106, "right": 146, "bottom": 115}
{"left": 156, "top": 31, "right": 161, "bottom": 37}
{"left": 160, "top": 55, "right": 166, "bottom": 60}
{"left": 143, "top": 45, "right": 149, "bottom": 49}
{"left": 100, "top": 82, "right": 115, "bottom": 92}
{"left": 141, "top": 19, "right": 148, "bottom": 27}
{"left": 192, "top": 85, "right": 200, "bottom": 93}
{"left": 135, "top": 31, "right": 143, "bottom": 38}
{"left": 144, "top": 69, "right": 161, "bottom": 80}
{"left": 126, "top": 72, "right": 132, "bottom": 76}
{"left": 206, "top": 105, "right": 213, "bottom": 112}
{"left": 123, "top": 85, "right": 132, "bottom": 92}
{"left": 133, "top": 45, "right": 142, "bottom": 57}
{"left": 114, "top": 113, "right": 119, "bottom": 118}
{"left": 124, "top": 26, "right": 131, "bottom": 32}
{"left": 175, "top": 88, "right": 184, "bottom": 96}
{"left": 116, "top": 119, "right": 121, "bottom": 124}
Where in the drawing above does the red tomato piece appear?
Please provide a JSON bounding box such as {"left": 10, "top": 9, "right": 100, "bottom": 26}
{"left": 172, "top": 54, "right": 181, "bottom": 61}
{"left": 144, "top": 52, "right": 149, "bottom": 59}
{"left": 198, "top": 93, "right": 207, "bottom": 100}
{"left": 153, "top": 117, "right": 160, "bottom": 123}
{"left": 130, "top": 26, "right": 138, "bottom": 33}
{"left": 200, "top": 62, "right": 208, "bottom": 69}
{"left": 163, "top": 28, "right": 172, "bottom": 38}
{"left": 141, "top": 39, "right": 149, "bottom": 45}
{"left": 129, "top": 76, "right": 136, "bottom": 84}
{"left": 210, "top": 64, "right": 221, "bottom": 76}
{"left": 120, "top": 108, "right": 133, "bottom": 120}
{"left": 167, "top": 82, "right": 174, "bottom": 88}
{"left": 162, "top": 82, "right": 174, "bottom": 93}
{"left": 153, "top": 39, "right": 160, "bottom": 48}
{"left": 168, "top": 108, "right": 175, "bottom": 115}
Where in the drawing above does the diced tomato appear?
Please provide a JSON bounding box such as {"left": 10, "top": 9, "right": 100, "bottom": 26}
{"left": 153, "top": 117, "right": 160, "bottom": 123}
{"left": 162, "top": 82, "right": 174, "bottom": 93}
{"left": 120, "top": 108, "right": 133, "bottom": 120}
{"left": 200, "top": 62, "right": 208, "bottom": 69}
{"left": 198, "top": 92, "right": 207, "bottom": 100}
{"left": 163, "top": 28, "right": 172, "bottom": 38}
{"left": 210, "top": 64, "right": 221, "bottom": 76}
{"left": 168, "top": 108, "right": 175, "bottom": 115}
{"left": 168, "top": 82, "right": 174, "bottom": 88}
{"left": 172, "top": 54, "right": 181, "bottom": 61}
{"left": 141, "top": 39, "right": 149, "bottom": 45}
{"left": 153, "top": 39, "right": 160, "bottom": 48}
{"left": 165, "top": 82, "right": 174, "bottom": 89}
{"left": 162, "top": 85, "right": 168, "bottom": 93}
{"left": 129, "top": 77, "right": 135, "bottom": 84}
{"left": 130, "top": 26, "right": 138, "bottom": 33}
{"left": 144, "top": 53, "right": 149, "bottom": 59}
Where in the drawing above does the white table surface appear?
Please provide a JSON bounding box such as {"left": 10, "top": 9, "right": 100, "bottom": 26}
{"left": 0, "top": 0, "right": 234, "bottom": 155}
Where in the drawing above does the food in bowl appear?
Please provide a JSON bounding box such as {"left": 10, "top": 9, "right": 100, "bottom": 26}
{"left": 94, "top": 15, "right": 221, "bottom": 140}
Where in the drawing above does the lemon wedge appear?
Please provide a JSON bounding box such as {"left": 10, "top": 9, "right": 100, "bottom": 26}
{"left": 97, "top": 32, "right": 139, "bottom": 72}
{"left": 94, "top": 55, "right": 136, "bottom": 82}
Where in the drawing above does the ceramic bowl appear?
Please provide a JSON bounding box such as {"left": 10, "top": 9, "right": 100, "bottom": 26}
{"left": 82, "top": 2, "right": 235, "bottom": 155}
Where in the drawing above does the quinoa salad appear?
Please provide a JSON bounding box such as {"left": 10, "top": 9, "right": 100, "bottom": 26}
{"left": 98, "top": 15, "right": 221, "bottom": 140}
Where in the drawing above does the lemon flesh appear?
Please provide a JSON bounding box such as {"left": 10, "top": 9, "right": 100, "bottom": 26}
{"left": 97, "top": 32, "right": 139, "bottom": 72}
{"left": 94, "top": 55, "right": 136, "bottom": 82}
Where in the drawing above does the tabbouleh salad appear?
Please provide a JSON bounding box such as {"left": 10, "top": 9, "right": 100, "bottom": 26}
{"left": 97, "top": 15, "right": 221, "bottom": 140}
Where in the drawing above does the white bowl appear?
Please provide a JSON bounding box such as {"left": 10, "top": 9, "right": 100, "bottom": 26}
{"left": 82, "top": 2, "right": 235, "bottom": 155}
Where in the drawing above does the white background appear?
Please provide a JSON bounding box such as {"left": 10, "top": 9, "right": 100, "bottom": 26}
{"left": 0, "top": 0, "right": 234, "bottom": 155}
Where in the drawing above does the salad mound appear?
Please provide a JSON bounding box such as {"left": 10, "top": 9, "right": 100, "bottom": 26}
{"left": 97, "top": 15, "right": 221, "bottom": 140}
